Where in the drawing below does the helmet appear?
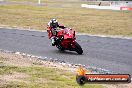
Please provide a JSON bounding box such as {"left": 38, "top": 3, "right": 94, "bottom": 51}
{"left": 49, "top": 19, "right": 58, "bottom": 28}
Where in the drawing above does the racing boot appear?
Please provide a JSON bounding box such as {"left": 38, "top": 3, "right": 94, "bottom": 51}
{"left": 51, "top": 37, "right": 55, "bottom": 46}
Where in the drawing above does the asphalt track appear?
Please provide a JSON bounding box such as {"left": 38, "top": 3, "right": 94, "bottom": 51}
{"left": 0, "top": 28, "right": 132, "bottom": 75}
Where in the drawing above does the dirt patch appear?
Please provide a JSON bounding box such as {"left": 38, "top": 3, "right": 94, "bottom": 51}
{"left": 35, "top": 78, "right": 53, "bottom": 84}
{"left": 103, "top": 83, "right": 132, "bottom": 88}
{"left": 0, "top": 52, "right": 34, "bottom": 67}
{"left": 0, "top": 72, "right": 29, "bottom": 83}
{"left": 0, "top": 51, "right": 76, "bottom": 72}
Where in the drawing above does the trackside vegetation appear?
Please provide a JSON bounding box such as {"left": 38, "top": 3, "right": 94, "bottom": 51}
{"left": 0, "top": 56, "right": 104, "bottom": 88}
{"left": 0, "top": 0, "right": 132, "bottom": 36}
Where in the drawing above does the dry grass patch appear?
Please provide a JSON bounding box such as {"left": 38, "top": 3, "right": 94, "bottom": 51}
{"left": 0, "top": 0, "right": 132, "bottom": 36}
{"left": 0, "top": 52, "right": 104, "bottom": 88}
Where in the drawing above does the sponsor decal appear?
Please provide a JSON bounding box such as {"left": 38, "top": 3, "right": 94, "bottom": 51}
{"left": 76, "top": 66, "right": 131, "bottom": 85}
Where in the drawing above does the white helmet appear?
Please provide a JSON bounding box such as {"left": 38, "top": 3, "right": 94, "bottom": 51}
{"left": 49, "top": 19, "right": 58, "bottom": 28}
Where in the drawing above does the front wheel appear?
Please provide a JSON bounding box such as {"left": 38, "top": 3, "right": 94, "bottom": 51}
{"left": 74, "top": 41, "right": 83, "bottom": 54}
{"left": 56, "top": 44, "right": 65, "bottom": 51}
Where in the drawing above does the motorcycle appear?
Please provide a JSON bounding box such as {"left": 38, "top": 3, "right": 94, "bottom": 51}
{"left": 47, "top": 28, "right": 83, "bottom": 54}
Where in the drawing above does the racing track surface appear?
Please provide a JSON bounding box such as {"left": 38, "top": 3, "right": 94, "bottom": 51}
{"left": 0, "top": 28, "right": 132, "bottom": 75}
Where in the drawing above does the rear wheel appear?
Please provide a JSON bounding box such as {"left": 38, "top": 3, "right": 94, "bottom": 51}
{"left": 75, "top": 41, "right": 83, "bottom": 54}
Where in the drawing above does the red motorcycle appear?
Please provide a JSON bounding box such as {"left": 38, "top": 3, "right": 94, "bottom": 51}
{"left": 47, "top": 28, "right": 83, "bottom": 54}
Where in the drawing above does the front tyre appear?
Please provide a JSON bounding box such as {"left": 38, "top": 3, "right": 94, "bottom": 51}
{"left": 75, "top": 41, "right": 83, "bottom": 54}
{"left": 56, "top": 44, "right": 65, "bottom": 51}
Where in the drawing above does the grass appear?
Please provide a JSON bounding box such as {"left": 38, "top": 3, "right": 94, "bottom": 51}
{"left": 0, "top": 57, "right": 104, "bottom": 88}
{"left": 0, "top": 0, "right": 132, "bottom": 36}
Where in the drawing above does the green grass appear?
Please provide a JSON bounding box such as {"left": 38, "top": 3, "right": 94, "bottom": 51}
{"left": 0, "top": 0, "right": 132, "bottom": 36}
{"left": 0, "top": 65, "right": 18, "bottom": 75}
{"left": 0, "top": 65, "right": 104, "bottom": 88}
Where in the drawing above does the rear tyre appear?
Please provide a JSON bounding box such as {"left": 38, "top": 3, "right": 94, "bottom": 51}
{"left": 75, "top": 41, "right": 83, "bottom": 54}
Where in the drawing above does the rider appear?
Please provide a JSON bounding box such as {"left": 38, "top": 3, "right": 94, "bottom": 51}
{"left": 47, "top": 19, "right": 66, "bottom": 46}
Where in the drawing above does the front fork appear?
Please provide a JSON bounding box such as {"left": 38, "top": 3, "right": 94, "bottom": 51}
{"left": 71, "top": 39, "right": 76, "bottom": 49}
